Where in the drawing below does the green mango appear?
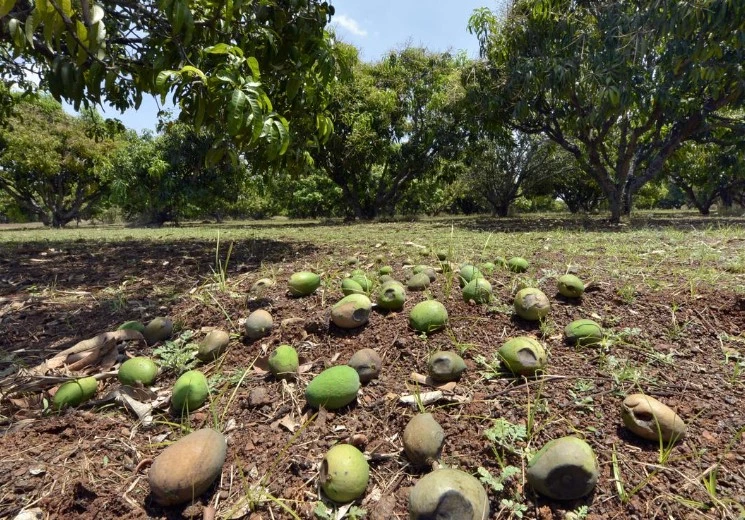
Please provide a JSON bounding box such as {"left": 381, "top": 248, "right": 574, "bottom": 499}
{"left": 53, "top": 377, "right": 98, "bottom": 410}
{"left": 118, "top": 320, "right": 145, "bottom": 333}
{"left": 527, "top": 436, "right": 598, "bottom": 500}
{"left": 341, "top": 278, "right": 365, "bottom": 296}
{"left": 507, "top": 257, "right": 529, "bottom": 273}
{"left": 409, "top": 468, "right": 489, "bottom": 520}
{"left": 462, "top": 278, "right": 492, "bottom": 304}
{"left": 268, "top": 344, "right": 299, "bottom": 379}
{"left": 331, "top": 294, "right": 372, "bottom": 329}
{"left": 428, "top": 351, "right": 466, "bottom": 383}
{"left": 564, "top": 319, "right": 603, "bottom": 346}
{"left": 320, "top": 444, "right": 369, "bottom": 503}
{"left": 513, "top": 288, "right": 550, "bottom": 321}
{"left": 306, "top": 365, "right": 360, "bottom": 410}
{"left": 498, "top": 337, "right": 547, "bottom": 376}
{"left": 377, "top": 280, "right": 406, "bottom": 311}
{"left": 143, "top": 316, "right": 173, "bottom": 345}
{"left": 171, "top": 370, "right": 209, "bottom": 415}
{"left": 458, "top": 264, "right": 482, "bottom": 287}
{"left": 558, "top": 274, "right": 585, "bottom": 298}
{"left": 288, "top": 271, "right": 321, "bottom": 296}
{"left": 407, "top": 272, "right": 431, "bottom": 291}
{"left": 409, "top": 300, "right": 448, "bottom": 334}
{"left": 118, "top": 356, "right": 158, "bottom": 386}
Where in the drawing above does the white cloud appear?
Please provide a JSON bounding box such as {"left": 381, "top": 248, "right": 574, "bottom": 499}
{"left": 334, "top": 14, "right": 368, "bottom": 37}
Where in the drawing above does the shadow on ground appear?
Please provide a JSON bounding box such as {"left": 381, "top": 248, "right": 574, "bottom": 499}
{"left": 0, "top": 238, "right": 317, "bottom": 356}
{"left": 0, "top": 238, "right": 316, "bottom": 295}
{"left": 442, "top": 213, "right": 745, "bottom": 233}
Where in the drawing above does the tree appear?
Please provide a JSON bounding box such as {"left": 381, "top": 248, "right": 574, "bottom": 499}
{"left": 109, "top": 122, "right": 248, "bottom": 225}
{"left": 468, "top": 0, "right": 745, "bottom": 223}
{"left": 0, "top": 95, "right": 116, "bottom": 227}
{"left": 315, "top": 46, "right": 465, "bottom": 218}
{"left": 666, "top": 141, "right": 745, "bottom": 215}
{"left": 1, "top": 0, "right": 336, "bottom": 161}
{"left": 465, "top": 133, "right": 557, "bottom": 217}
{"left": 551, "top": 152, "right": 605, "bottom": 214}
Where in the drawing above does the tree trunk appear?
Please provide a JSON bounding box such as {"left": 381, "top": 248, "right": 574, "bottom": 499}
{"left": 607, "top": 190, "right": 623, "bottom": 224}
{"left": 720, "top": 187, "right": 734, "bottom": 208}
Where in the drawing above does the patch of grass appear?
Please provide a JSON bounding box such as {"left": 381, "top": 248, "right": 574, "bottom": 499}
{"left": 210, "top": 231, "right": 235, "bottom": 291}
{"left": 616, "top": 283, "right": 637, "bottom": 304}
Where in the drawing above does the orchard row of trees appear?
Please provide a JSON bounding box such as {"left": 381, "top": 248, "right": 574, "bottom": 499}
{"left": 1, "top": 0, "right": 744, "bottom": 226}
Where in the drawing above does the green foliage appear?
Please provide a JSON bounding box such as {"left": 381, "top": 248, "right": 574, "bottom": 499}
{"left": 469, "top": 0, "right": 745, "bottom": 223}
{"left": 315, "top": 46, "right": 465, "bottom": 218}
{"left": 1, "top": 0, "right": 337, "bottom": 162}
{"left": 550, "top": 150, "right": 605, "bottom": 213}
{"left": 666, "top": 141, "right": 745, "bottom": 215}
{"left": 153, "top": 330, "right": 200, "bottom": 374}
{"left": 313, "top": 502, "right": 365, "bottom": 520}
{"left": 282, "top": 171, "right": 344, "bottom": 218}
{"left": 465, "top": 133, "right": 558, "bottom": 217}
{"left": 109, "top": 121, "right": 249, "bottom": 224}
{"left": 477, "top": 465, "right": 520, "bottom": 493}
{"left": 0, "top": 95, "right": 119, "bottom": 227}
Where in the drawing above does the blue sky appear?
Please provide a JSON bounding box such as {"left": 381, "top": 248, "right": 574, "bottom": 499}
{"left": 70, "top": 1, "right": 492, "bottom": 133}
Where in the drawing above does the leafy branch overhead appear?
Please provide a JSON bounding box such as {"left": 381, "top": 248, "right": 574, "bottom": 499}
{"left": 0, "top": 0, "right": 337, "bottom": 162}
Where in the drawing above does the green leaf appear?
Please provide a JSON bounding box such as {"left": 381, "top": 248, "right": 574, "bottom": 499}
{"left": 60, "top": 0, "right": 72, "bottom": 18}
{"left": 205, "top": 143, "right": 226, "bottom": 168}
{"left": 247, "top": 56, "right": 260, "bottom": 79}
{"left": 177, "top": 65, "right": 207, "bottom": 82}
{"left": 156, "top": 70, "right": 174, "bottom": 90}
{"left": 275, "top": 116, "right": 289, "bottom": 155}
{"left": 9, "top": 18, "right": 25, "bottom": 50}
{"left": 194, "top": 98, "right": 206, "bottom": 132}
{"left": 0, "top": 0, "right": 16, "bottom": 19}
{"left": 204, "top": 43, "right": 242, "bottom": 56}
{"left": 286, "top": 76, "right": 301, "bottom": 100}
{"left": 227, "top": 89, "right": 247, "bottom": 136}
{"left": 25, "top": 9, "right": 39, "bottom": 45}
{"left": 171, "top": 0, "right": 185, "bottom": 34}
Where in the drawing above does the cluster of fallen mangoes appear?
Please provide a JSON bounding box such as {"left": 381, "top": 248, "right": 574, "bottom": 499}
{"left": 45, "top": 249, "right": 688, "bottom": 517}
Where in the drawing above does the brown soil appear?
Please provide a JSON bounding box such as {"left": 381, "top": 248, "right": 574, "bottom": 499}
{"left": 1, "top": 230, "right": 744, "bottom": 520}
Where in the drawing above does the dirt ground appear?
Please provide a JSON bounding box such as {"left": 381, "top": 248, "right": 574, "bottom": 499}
{"left": 1, "top": 219, "right": 744, "bottom": 520}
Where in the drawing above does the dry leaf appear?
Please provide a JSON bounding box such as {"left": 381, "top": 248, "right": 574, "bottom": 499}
{"left": 272, "top": 414, "right": 299, "bottom": 432}
{"left": 38, "top": 329, "right": 145, "bottom": 375}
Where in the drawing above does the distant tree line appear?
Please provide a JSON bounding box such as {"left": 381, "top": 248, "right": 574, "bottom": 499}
{"left": 1, "top": 0, "right": 743, "bottom": 226}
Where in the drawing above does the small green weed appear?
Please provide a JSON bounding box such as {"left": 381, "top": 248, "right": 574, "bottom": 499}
{"left": 445, "top": 329, "right": 476, "bottom": 354}
{"left": 314, "top": 502, "right": 366, "bottom": 520}
{"left": 478, "top": 466, "right": 527, "bottom": 518}
{"left": 484, "top": 418, "right": 528, "bottom": 467}
{"left": 565, "top": 505, "right": 589, "bottom": 520}
{"left": 665, "top": 303, "right": 687, "bottom": 341}
{"left": 616, "top": 283, "right": 637, "bottom": 304}
{"left": 477, "top": 465, "right": 520, "bottom": 493}
{"left": 474, "top": 354, "right": 503, "bottom": 380}
{"left": 210, "top": 231, "right": 234, "bottom": 291}
{"left": 568, "top": 379, "right": 596, "bottom": 414}
{"left": 153, "top": 330, "right": 199, "bottom": 374}
{"left": 497, "top": 498, "right": 529, "bottom": 519}
{"left": 538, "top": 317, "right": 557, "bottom": 339}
